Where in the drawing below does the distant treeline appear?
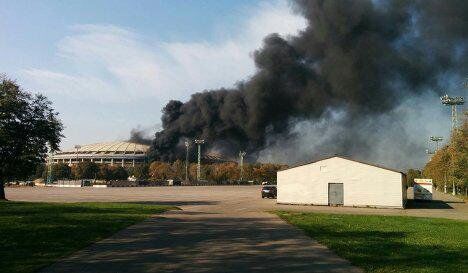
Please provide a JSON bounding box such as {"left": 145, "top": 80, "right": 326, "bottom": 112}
{"left": 407, "top": 115, "right": 467, "bottom": 196}
{"left": 35, "top": 160, "right": 288, "bottom": 184}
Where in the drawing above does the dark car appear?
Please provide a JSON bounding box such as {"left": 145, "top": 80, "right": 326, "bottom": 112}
{"left": 261, "top": 185, "right": 277, "bottom": 199}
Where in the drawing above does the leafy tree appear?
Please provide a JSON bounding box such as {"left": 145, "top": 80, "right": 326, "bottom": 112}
{"left": 35, "top": 163, "right": 47, "bottom": 180}
{"left": 171, "top": 160, "right": 185, "bottom": 180}
{"left": 0, "top": 76, "right": 63, "bottom": 199}
{"left": 98, "top": 164, "right": 114, "bottom": 181}
{"left": 130, "top": 164, "right": 149, "bottom": 180}
{"left": 149, "top": 161, "right": 173, "bottom": 180}
{"left": 73, "top": 162, "right": 99, "bottom": 179}
{"left": 424, "top": 116, "right": 467, "bottom": 194}
{"left": 252, "top": 163, "right": 287, "bottom": 183}
{"left": 209, "top": 162, "right": 239, "bottom": 183}
{"left": 112, "top": 166, "right": 129, "bottom": 180}
{"left": 51, "top": 163, "right": 71, "bottom": 180}
{"left": 406, "top": 169, "right": 422, "bottom": 187}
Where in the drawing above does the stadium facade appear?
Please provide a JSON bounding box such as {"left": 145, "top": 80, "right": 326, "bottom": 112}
{"left": 51, "top": 141, "right": 149, "bottom": 167}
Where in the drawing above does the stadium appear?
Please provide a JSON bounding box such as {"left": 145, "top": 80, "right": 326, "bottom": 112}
{"left": 51, "top": 141, "right": 149, "bottom": 167}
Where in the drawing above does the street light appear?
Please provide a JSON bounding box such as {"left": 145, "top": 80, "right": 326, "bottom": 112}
{"left": 239, "top": 151, "right": 246, "bottom": 181}
{"left": 194, "top": 139, "right": 205, "bottom": 181}
{"left": 185, "top": 140, "right": 190, "bottom": 181}
{"left": 74, "top": 145, "right": 81, "bottom": 164}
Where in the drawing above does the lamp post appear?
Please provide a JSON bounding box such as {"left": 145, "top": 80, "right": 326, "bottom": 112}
{"left": 74, "top": 145, "right": 81, "bottom": 165}
{"left": 194, "top": 139, "right": 205, "bottom": 181}
{"left": 185, "top": 140, "right": 190, "bottom": 181}
{"left": 239, "top": 151, "right": 246, "bottom": 181}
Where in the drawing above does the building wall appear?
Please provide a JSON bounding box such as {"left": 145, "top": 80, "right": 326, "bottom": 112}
{"left": 277, "top": 157, "right": 404, "bottom": 208}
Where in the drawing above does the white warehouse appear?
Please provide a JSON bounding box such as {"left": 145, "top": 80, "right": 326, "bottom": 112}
{"left": 277, "top": 156, "right": 407, "bottom": 208}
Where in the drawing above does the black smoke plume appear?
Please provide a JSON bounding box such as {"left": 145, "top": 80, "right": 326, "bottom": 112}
{"left": 129, "top": 128, "right": 152, "bottom": 145}
{"left": 150, "top": 0, "right": 467, "bottom": 167}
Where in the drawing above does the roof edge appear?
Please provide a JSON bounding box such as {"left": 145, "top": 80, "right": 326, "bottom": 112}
{"left": 278, "top": 155, "right": 405, "bottom": 175}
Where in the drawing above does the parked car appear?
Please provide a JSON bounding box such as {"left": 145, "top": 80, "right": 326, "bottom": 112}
{"left": 261, "top": 185, "right": 277, "bottom": 199}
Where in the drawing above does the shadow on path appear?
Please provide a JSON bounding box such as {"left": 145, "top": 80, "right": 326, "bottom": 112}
{"left": 41, "top": 210, "right": 361, "bottom": 273}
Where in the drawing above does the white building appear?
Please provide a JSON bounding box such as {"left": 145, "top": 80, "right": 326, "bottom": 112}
{"left": 277, "top": 156, "right": 407, "bottom": 208}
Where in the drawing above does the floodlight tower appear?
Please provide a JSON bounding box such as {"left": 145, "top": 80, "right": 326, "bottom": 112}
{"left": 194, "top": 139, "right": 205, "bottom": 181}
{"left": 430, "top": 136, "right": 443, "bottom": 151}
{"left": 74, "top": 144, "right": 81, "bottom": 164}
{"left": 239, "top": 151, "right": 246, "bottom": 181}
{"left": 46, "top": 149, "right": 53, "bottom": 185}
{"left": 184, "top": 140, "right": 190, "bottom": 181}
{"left": 441, "top": 94, "right": 465, "bottom": 131}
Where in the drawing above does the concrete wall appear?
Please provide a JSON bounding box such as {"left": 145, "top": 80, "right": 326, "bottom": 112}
{"left": 277, "top": 157, "right": 404, "bottom": 208}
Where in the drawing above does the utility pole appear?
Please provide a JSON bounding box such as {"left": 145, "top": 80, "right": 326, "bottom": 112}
{"left": 239, "top": 151, "right": 246, "bottom": 181}
{"left": 194, "top": 139, "right": 204, "bottom": 181}
{"left": 185, "top": 140, "right": 190, "bottom": 181}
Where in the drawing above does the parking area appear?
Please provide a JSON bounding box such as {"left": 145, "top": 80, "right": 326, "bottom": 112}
{"left": 5, "top": 186, "right": 466, "bottom": 273}
{"left": 6, "top": 186, "right": 467, "bottom": 220}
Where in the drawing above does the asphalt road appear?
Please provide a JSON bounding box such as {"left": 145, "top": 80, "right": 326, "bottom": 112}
{"left": 6, "top": 186, "right": 467, "bottom": 273}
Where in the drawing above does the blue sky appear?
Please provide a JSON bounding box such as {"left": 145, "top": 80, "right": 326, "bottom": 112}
{"left": 0, "top": 0, "right": 306, "bottom": 149}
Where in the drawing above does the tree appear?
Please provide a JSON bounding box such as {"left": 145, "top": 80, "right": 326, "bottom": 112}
{"left": 149, "top": 161, "right": 173, "bottom": 180}
{"left": 73, "top": 162, "right": 99, "bottom": 179}
{"left": 130, "top": 164, "right": 149, "bottom": 180}
{"left": 51, "top": 163, "right": 72, "bottom": 180}
{"left": 0, "top": 76, "right": 63, "bottom": 199}
{"left": 98, "top": 164, "right": 114, "bottom": 181}
{"left": 34, "top": 163, "right": 47, "bottom": 180}
{"left": 171, "top": 160, "right": 185, "bottom": 180}
{"left": 424, "top": 116, "right": 467, "bottom": 194}
{"left": 252, "top": 163, "right": 287, "bottom": 183}
{"left": 406, "top": 169, "right": 422, "bottom": 187}
{"left": 112, "top": 166, "right": 129, "bottom": 180}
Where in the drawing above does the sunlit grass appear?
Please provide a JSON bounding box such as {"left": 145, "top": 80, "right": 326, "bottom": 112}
{"left": 276, "top": 211, "right": 468, "bottom": 273}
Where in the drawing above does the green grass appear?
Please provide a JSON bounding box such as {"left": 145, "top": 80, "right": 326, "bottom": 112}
{"left": 0, "top": 201, "right": 174, "bottom": 273}
{"left": 276, "top": 211, "right": 468, "bottom": 273}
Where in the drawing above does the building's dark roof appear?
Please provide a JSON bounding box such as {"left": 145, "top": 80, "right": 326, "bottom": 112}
{"left": 278, "top": 155, "right": 405, "bottom": 175}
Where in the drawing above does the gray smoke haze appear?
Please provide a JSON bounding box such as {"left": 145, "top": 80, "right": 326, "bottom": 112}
{"left": 129, "top": 127, "right": 153, "bottom": 145}
{"left": 149, "top": 0, "right": 467, "bottom": 169}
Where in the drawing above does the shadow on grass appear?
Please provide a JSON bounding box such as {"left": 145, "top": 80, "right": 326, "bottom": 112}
{"left": 0, "top": 201, "right": 174, "bottom": 273}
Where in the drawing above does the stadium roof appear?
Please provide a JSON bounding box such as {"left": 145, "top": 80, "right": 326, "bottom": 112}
{"left": 56, "top": 141, "right": 150, "bottom": 155}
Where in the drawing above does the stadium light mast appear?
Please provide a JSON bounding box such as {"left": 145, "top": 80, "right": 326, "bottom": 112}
{"left": 74, "top": 144, "right": 81, "bottom": 164}
{"left": 184, "top": 140, "right": 190, "bottom": 181}
{"left": 441, "top": 94, "right": 465, "bottom": 131}
{"left": 194, "top": 139, "right": 205, "bottom": 181}
{"left": 430, "top": 136, "right": 443, "bottom": 151}
{"left": 46, "top": 147, "right": 53, "bottom": 185}
{"left": 239, "top": 151, "right": 246, "bottom": 181}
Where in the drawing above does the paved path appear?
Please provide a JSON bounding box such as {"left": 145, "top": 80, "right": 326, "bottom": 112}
{"left": 6, "top": 186, "right": 466, "bottom": 272}
{"left": 8, "top": 186, "right": 362, "bottom": 273}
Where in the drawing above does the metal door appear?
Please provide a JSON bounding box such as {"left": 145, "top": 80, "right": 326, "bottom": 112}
{"left": 328, "top": 183, "right": 343, "bottom": 206}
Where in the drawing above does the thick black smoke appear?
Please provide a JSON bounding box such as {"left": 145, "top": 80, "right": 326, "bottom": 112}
{"left": 150, "top": 0, "right": 468, "bottom": 165}
{"left": 129, "top": 128, "right": 152, "bottom": 145}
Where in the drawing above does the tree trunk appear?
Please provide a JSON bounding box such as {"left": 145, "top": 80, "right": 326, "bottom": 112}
{"left": 0, "top": 182, "right": 5, "bottom": 200}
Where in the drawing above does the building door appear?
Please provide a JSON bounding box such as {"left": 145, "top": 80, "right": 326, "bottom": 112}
{"left": 328, "top": 183, "right": 343, "bottom": 206}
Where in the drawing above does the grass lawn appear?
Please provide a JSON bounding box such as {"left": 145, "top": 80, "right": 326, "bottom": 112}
{"left": 0, "top": 201, "right": 174, "bottom": 273}
{"left": 276, "top": 211, "right": 467, "bottom": 273}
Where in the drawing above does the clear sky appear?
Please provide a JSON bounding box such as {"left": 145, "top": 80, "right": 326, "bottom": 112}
{"left": 0, "top": 0, "right": 307, "bottom": 149}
